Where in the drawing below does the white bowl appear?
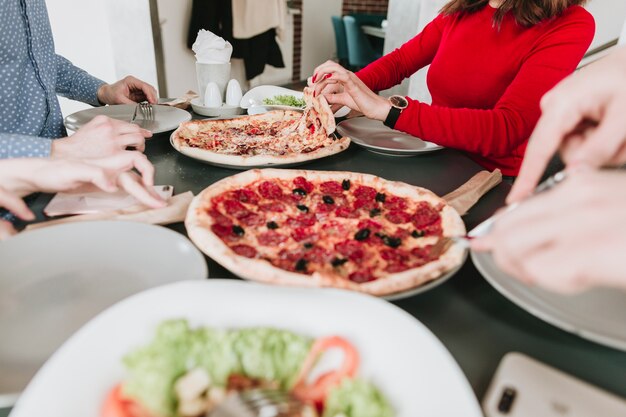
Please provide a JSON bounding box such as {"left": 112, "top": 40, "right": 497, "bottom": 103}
{"left": 240, "top": 85, "right": 304, "bottom": 109}
{"left": 191, "top": 98, "right": 244, "bottom": 117}
{"left": 247, "top": 104, "right": 304, "bottom": 115}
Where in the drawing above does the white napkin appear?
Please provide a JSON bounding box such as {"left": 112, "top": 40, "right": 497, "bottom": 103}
{"left": 192, "top": 30, "right": 233, "bottom": 64}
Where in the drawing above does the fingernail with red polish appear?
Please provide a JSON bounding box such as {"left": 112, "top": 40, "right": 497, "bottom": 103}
{"left": 313, "top": 91, "right": 317, "bottom": 97}
{"left": 324, "top": 74, "right": 332, "bottom": 79}
{"left": 312, "top": 74, "right": 317, "bottom": 83}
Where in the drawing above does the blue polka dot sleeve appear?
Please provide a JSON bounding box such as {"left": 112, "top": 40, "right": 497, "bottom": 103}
{"left": 0, "top": 0, "right": 108, "bottom": 159}
{"left": 55, "top": 54, "right": 106, "bottom": 107}
{"left": 0, "top": 134, "right": 52, "bottom": 159}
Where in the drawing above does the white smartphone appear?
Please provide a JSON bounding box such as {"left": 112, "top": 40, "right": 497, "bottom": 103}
{"left": 44, "top": 185, "right": 174, "bottom": 217}
{"left": 483, "top": 352, "right": 626, "bottom": 417}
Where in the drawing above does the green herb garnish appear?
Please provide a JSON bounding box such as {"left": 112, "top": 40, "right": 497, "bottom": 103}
{"left": 263, "top": 94, "right": 306, "bottom": 108}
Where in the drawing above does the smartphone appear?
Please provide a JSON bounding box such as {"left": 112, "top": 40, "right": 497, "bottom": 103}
{"left": 483, "top": 352, "right": 626, "bottom": 417}
{"left": 44, "top": 185, "right": 174, "bottom": 217}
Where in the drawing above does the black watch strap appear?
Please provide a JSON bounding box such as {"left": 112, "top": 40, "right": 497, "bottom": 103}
{"left": 383, "top": 106, "right": 402, "bottom": 129}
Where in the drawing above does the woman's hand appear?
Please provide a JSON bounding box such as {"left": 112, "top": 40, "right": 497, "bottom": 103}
{"left": 311, "top": 61, "right": 391, "bottom": 121}
{"left": 472, "top": 170, "right": 626, "bottom": 294}
{"left": 508, "top": 47, "right": 626, "bottom": 204}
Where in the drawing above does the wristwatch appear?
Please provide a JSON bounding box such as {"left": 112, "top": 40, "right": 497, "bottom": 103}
{"left": 383, "top": 95, "right": 409, "bottom": 129}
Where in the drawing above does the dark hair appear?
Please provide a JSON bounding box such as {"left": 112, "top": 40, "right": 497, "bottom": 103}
{"left": 441, "top": 0, "right": 587, "bottom": 27}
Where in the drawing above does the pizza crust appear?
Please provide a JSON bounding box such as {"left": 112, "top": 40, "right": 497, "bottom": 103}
{"left": 186, "top": 169, "right": 467, "bottom": 296}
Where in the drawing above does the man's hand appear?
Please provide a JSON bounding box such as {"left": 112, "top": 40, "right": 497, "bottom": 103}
{"left": 0, "top": 152, "right": 166, "bottom": 210}
{"left": 311, "top": 61, "right": 391, "bottom": 122}
{"left": 51, "top": 115, "right": 151, "bottom": 159}
{"left": 473, "top": 170, "right": 626, "bottom": 294}
{"left": 508, "top": 47, "right": 626, "bottom": 204}
{"left": 97, "top": 75, "right": 158, "bottom": 105}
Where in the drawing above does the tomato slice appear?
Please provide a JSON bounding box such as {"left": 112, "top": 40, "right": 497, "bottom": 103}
{"left": 293, "top": 336, "right": 359, "bottom": 404}
{"left": 101, "top": 384, "right": 149, "bottom": 417}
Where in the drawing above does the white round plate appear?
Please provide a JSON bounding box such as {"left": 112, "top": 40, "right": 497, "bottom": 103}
{"left": 0, "top": 221, "right": 207, "bottom": 406}
{"left": 190, "top": 98, "right": 244, "bottom": 117}
{"left": 64, "top": 104, "right": 192, "bottom": 134}
{"left": 471, "top": 220, "right": 626, "bottom": 352}
{"left": 337, "top": 118, "right": 443, "bottom": 156}
{"left": 240, "top": 85, "right": 304, "bottom": 109}
{"left": 10, "top": 280, "right": 482, "bottom": 417}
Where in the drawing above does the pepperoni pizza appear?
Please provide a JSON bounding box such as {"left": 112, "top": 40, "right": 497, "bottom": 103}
{"left": 186, "top": 169, "right": 466, "bottom": 296}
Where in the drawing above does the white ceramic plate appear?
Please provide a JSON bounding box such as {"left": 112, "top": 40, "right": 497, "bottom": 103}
{"left": 337, "top": 118, "right": 444, "bottom": 156}
{"left": 190, "top": 98, "right": 244, "bottom": 117}
{"left": 471, "top": 220, "right": 626, "bottom": 352}
{"left": 240, "top": 85, "right": 304, "bottom": 109}
{"left": 64, "top": 104, "right": 192, "bottom": 134}
{"left": 10, "top": 280, "right": 482, "bottom": 417}
{"left": 0, "top": 221, "right": 208, "bottom": 406}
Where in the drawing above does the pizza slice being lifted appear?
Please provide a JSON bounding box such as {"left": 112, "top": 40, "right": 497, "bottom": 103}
{"left": 171, "top": 88, "right": 349, "bottom": 167}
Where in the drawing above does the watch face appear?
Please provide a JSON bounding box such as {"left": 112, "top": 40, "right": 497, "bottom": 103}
{"left": 390, "top": 95, "right": 409, "bottom": 109}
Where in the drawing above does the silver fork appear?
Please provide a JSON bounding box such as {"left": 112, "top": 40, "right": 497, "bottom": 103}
{"left": 131, "top": 101, "right": 154, "bottom": 124}
{"left": 139, "top": 101, "right": 154, "bottom": 121}
{"left": 433, "top": 170, "right": 569, "bottom": 254}
{"left": 209, "top": 388, "right": 303, "bottom": 417}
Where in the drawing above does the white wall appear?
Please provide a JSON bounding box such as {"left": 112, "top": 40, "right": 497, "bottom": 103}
{"left": 586, "top": 0, "right": 626, "bottom": 49}
{"left": 156, "top": 0, "right": 196, "bottom": 98}
{"left": 47, "top": 0, "right": 157, "bottom": 117}
{"left": 301, "top": 0, "right": 342, "bottom": 80}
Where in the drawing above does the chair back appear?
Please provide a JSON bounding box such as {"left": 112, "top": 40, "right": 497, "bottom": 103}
{"left": 331, "top": 16, "right": 349, "bottom": 64}
{"left": 343, "top": 15, "right": 381, "bottom": 69}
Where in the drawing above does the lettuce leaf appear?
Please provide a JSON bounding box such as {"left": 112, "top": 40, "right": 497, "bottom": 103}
{"left": 323, "top": 378, "right": 394, "bottom": 417}
{"left": 121, "top": 320, "right": 312, "bottom": 417}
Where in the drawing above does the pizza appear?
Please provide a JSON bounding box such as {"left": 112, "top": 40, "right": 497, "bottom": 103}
{"left": 171, "top": 88, "right": 350, "bottom": 167}
{"left": 186, "top": 169, "right": 466, "bottom": 296}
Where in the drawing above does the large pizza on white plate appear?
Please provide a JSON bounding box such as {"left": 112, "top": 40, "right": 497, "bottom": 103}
{"left": 185, "top": 169, "right": 466, "bottom": 296}
{"left": 171, "top": 88, "right": 349, "bottom": 167}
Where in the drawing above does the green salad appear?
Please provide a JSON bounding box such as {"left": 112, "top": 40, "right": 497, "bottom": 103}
{"left": 117, "top": 319, "right": 393, "bottom": 417}
{"left": 262, "top": 94, "right": 306, "bottom": 108}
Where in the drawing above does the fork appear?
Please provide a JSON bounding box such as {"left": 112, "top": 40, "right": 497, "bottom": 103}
{"left": 433, "top": 170, "right": 569, "bottom": 255}
{"left": 209, "top": 388, "right": 303, "bottom": 417}
{"left": 130, "top": 101, "right": 154, "bottom": 123}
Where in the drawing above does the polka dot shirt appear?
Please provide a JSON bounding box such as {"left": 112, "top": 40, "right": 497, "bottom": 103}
{"left": 0, "top": 0, "right": 106, "bottom": 159}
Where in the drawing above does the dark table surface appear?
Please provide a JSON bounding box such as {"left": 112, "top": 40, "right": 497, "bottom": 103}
{"left": 3, "top": 119, "right": 626, "bottom": 416}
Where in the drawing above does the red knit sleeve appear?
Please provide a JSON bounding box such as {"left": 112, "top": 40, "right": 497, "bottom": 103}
{"left": 355, "top": 14, "right": 446, "bottom": 92}
{"left": 394, "top": 8, "right": 595, "bottom": 160}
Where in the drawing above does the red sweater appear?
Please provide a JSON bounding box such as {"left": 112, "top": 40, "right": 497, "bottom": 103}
{"left": 356, "top": 6, "right": 594, "bottom": 176}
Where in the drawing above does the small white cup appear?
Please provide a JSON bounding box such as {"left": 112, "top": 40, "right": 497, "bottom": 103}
{"left": 196, "top": 62, "right": 231, "bottom": 104}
